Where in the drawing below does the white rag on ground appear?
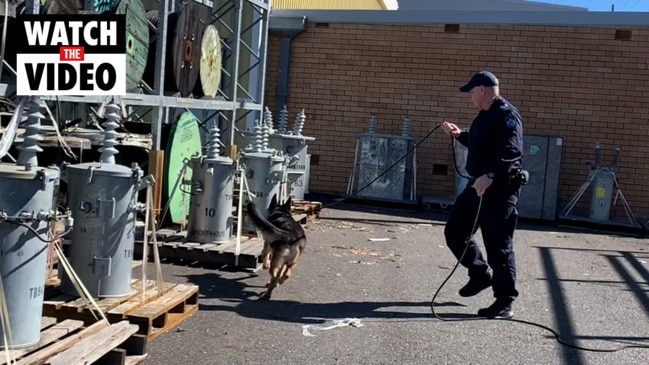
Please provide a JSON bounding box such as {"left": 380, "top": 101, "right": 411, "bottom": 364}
{"left": 301, "top": 318, "right": 364, "bottom": 337}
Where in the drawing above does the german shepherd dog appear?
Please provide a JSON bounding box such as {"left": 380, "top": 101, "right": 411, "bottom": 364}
{"left": 246, "top": 195, "right": 306, "bottom": 300}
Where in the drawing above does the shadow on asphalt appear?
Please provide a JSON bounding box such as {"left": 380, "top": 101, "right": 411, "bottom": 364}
{"left": 169, "top": 243, "right": 649, "bottom": 364}
{"left": 536, "top": 246, "right": 649, "bottom": 365}
{"left": 182, "top": 271, "right": 477, "bottom": 324}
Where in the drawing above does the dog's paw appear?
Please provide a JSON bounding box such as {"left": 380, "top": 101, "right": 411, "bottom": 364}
{"left": 262, "top": 263, "right": 270, "bottom": 270}
{"left": 259, "top": 293, "right": 271, "bottom": 300}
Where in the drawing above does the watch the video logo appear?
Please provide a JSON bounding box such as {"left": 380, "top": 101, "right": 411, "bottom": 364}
{"left": 15, "top": 14, "right": 126, "bottom": 96}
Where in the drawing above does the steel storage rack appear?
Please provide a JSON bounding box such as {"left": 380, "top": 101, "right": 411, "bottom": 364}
{"left": 0, "top": 0, "right": 276, "bottom": 271}
{"left": 0, "top": 0, "right": 272, "bottom": 153}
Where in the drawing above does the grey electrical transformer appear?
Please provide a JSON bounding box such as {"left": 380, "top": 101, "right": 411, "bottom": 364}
{"left": 588, "top": 145, "right": 620, "bottom": 222}
{"left": 349, "top": 116, "right": 417, "bottom": 202}
{"left": 356, "top": 133, "right": 415, "bottom": 201}
{"left": 58, "top": 103, "right": 151, "bottom": 298}
{"left": 267, "top": 107, "right": 314, "bottom": 200}
{"left": 240, "top": 152, "right": 285, "bottom": 231}
{"left": 589, "top": 168, "right": 616, "bottom": 221}
{"left": 186, "top": 125, "right": 235, "bottom": 243}
{"left": 0, "top": 165, "right": 60, "bottom": 349}
{"left": 59, "top": 162, "right": 148, "bottom": 297}
{"left": 0, "top": 98, "right": 61, "bottom": 349}
{"left": 240, "top": 118, "right": 286, "bottom": 233}
{"left": 268, "top": 133, "right": 314, "bottom": 200}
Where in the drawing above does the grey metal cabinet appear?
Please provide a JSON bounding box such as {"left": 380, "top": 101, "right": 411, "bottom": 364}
{"left": 517, "top": 134, "right": 564, "bottom": 221}
{"left": 355, "top": 133, "right": 416, "bottom": 202}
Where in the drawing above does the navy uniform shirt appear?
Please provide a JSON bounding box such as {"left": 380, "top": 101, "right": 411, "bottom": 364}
{"left": 455, "top": 96, "right": 524, "bottom": 181}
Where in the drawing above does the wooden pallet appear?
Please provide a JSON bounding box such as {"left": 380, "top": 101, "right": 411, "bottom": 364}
{"left": 45, "top": 268, "right": 60, "bottom": 287}
{"left": 291, "top": 200, "right": 323, "bottom": 223}
{"left": 0, "top": 317, "right": 147, "bottom": 365}
{"left": 132, "top": 200, "right": 321, "bottom": 270}
{"left": 135, "top": 231, "right": 264, "bottom": 271}
{"left": 43, "top": 278, "right": 199, "bottom": 342}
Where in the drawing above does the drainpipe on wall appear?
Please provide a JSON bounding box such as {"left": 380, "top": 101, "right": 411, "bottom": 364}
{"left": 269, "top": 16, "right": 307, "bottom": 118}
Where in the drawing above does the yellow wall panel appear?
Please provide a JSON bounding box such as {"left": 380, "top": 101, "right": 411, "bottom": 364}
{"left": 272, "top": 0, "right": 387, "bottom": 10}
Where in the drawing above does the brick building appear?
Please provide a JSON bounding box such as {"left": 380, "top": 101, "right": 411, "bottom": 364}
{"left": 265, "top": 10, "right": 649, "bottom": 223}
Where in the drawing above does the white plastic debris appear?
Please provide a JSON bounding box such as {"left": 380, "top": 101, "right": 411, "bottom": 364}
{"left": 302, "top": 318, "right": 364, "bottom": 337}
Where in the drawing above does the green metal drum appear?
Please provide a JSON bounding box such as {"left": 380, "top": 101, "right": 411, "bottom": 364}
{"left": 164, "top": 112, "right": 203, "bottom": 224}
{"left": 89, "top": 0, "right": 114, "bottom": 12}
{"left": 88, "top": 0, "right": 149, "bottom": 93}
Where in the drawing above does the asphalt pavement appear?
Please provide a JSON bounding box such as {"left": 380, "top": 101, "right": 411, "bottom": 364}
{"left": 143, "top": 202, "right": 649, "bottom": 365}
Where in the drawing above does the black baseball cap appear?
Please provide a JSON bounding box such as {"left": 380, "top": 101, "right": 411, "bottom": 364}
{"left": 459, "top": 71, "right": 499, "bottom": 92}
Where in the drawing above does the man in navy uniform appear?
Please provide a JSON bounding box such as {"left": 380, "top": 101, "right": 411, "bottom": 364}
{"left": 441, "top": 71, "right": 525, "bottom": 319}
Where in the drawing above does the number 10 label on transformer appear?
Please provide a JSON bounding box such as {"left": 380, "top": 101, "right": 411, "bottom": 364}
{"left": 15, "top": 14, "right": 127, "bottom": 96}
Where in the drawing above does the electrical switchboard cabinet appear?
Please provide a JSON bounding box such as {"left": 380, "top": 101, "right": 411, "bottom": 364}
{"left": 517, "top": 134, "right": 564, "bottom": 221}
{"left": 355, "top": 133, "right": 416, "bottom": 201}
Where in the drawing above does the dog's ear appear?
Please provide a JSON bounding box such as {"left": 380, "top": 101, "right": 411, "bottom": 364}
{"left": 283, "top": 196, "right": 292, "bottom": 210}
{"left": 270, "top": 194, "right": 278, "bottom": 207}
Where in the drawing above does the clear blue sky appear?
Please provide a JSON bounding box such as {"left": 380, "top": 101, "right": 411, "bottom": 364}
{"left": 538, "top": 0, "right": 649, "bottom": 11}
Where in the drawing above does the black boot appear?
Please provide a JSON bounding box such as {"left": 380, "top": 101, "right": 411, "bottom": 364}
{"left": 458, "top": 271, "right": 492, "bottom": 297}
{"left": 477, "top": 298, "right": 514, "bottom": 319}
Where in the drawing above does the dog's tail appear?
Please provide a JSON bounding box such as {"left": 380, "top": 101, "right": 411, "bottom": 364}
{"left": 246, "top": 201, "right": 292, "bottom": 239}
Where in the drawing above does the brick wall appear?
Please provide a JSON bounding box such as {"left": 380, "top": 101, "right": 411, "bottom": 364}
{"left": 264, "top": 23, "right": 649, "bottom": 219}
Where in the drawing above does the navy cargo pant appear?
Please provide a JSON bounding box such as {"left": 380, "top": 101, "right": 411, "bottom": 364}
{"left": 444, "top": 180, "right": 520, "bottom": 301}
